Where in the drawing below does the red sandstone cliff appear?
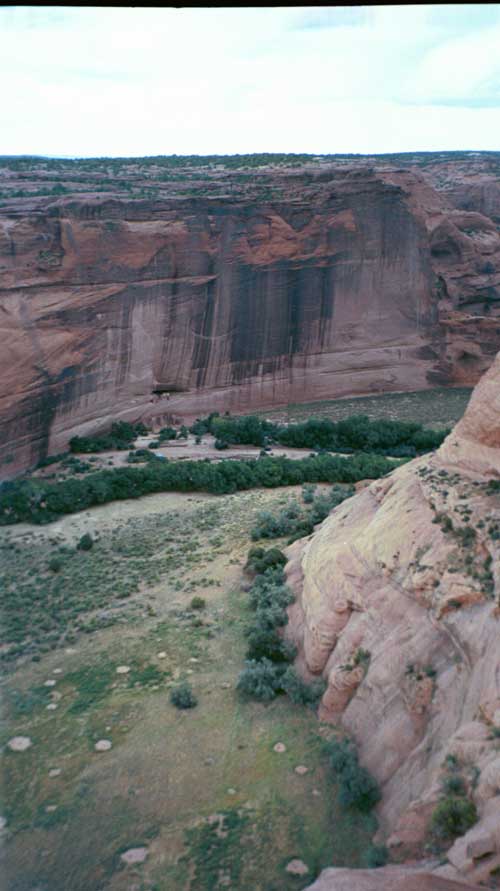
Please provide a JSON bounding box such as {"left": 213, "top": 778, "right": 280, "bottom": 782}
{"left": 286, "top": 354, "right": 500, "bottom": 889}
{"left": 0, "top": 163, "right": 499, "bottom": 475}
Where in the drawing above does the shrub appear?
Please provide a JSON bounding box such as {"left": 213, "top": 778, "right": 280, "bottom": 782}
{"left": 77, "top": 533, "right": 94, "bottom": 551}
{"left": 280, "top": 666, "right": 326, "bottom": 705}
{"left": 190, "top": 596, "right": 206, "bottom": 610}
{"left": 302, "top": 484, "right": 316, "bottom": 503}
{"left": 237, "top": 659, "right": 284, "bottom": 701}
{"left": 158, "top": 426, "right": 177, "bottom": 442}
{"left": 441, "top": 774, "right": 467, "bottom": 797}
{"left": 363, "top": 845, "right": 389, "bottom": 868}
{"left": 430, "top": 796, "right": 478, "bottom": 839}
{"left": 48, "top": 557, "right": 63, "bottom": 573}
{"left": 247, "top": 571, "right": 294, "bottom": 611}
{"left": 214, "top": 439, "right": 229, "bottom": 450}
{"left": 245, "top": 624, "right": 294, "bottom": 663}
{"left": 339, "top": 760, "right": 381, "bottom": 812}
{"left": 170, "top": 682, "right": 198, "bottom": 709}
{"left": 244, "top": 547, "right": 287, "bottom": 576}
{"left": 325, "top": 738, "right": 381, "bottom": 813}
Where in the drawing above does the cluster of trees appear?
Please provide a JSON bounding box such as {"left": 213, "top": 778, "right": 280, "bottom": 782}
{"left": 0, "top": 452, "right": 394, "bottom": 526}
{"left": 190, "top": 412, "right": 448, "bottom": 457}
{"left": 69, "top": 421, "right": 148, "bottom": 454}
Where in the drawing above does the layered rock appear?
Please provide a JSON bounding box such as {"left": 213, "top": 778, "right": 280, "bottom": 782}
{"left": 285, "top": 355, "right": 500, "bottom": 887}
{"left": 1, "top": 165, "right": 499, "bottom": 475}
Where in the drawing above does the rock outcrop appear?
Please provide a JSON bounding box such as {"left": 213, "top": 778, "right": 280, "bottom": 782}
{"left": 285, "top": 354, "right": 500, "bottom": 888}
{"left": 0, "top": 161, "right": 499, "bottom": 475}
{"left": 306, "top": 866, "right": 484, "bottom": 891}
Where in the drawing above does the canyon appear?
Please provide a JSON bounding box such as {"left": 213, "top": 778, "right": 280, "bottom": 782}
{"left": 0, "top": 152, "right": 499, "bottom": 477}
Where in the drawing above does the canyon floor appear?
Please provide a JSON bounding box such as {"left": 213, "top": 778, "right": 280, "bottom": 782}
{"left": 1, "top": 486, "right": 378, "bottom": 891}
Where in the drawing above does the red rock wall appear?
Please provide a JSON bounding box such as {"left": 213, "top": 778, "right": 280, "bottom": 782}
{"left": 0, "top": 167, "right": 499, "bottom": 475}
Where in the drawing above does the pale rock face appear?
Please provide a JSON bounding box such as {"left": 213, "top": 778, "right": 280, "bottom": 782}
{"left": 287, "top": 355, "right": 500, "bottom": 887}
{"left": 305, "top": 866, "right": 484, "bottom": 891}
{"left": 437, "top": 352, "right": 500, "bottom": 476}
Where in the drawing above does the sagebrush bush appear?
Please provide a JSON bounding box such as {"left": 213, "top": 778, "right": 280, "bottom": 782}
{"left": 170, "top": 682, "right": 198, "bottom": 710}
{"left": 190, "top": 596, "right": 206, "bottom": 610}
{"left": 244, "top": 547, "right": 287, "bottom": 576}
{"left": 77, "top": 533, "right": 94, "bottom": 551}
{"left": 247, "top": 572, "right": 294, "bottom": 612}
{"left": 325, "top": 738, "right": 381, "bottom": 813}
{"left": 280, "top": 666, "right": 326, "bottom": 705}
{"left": 237, "top": 659, "right": 284, "bottom": 701}
{"left": 302, "top": 483, "right": 316, "bottom": 503}
{"left": 246, "top": 624, "right": 295, "bottom": 663}
{"left": 48, "top": 557, "right": 63, "bottom": 573}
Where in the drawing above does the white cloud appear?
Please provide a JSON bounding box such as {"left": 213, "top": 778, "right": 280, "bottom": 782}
{"left": 0, "top": 5, "right": 498, "bottom": 156}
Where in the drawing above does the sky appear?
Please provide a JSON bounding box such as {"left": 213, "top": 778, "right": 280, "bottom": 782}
{"left": 1, "top": 4, "right": 499, "bottom": 157}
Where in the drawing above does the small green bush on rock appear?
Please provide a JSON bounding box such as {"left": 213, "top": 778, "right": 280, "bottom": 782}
{"left": 363, "top": 844, "right": 389, "bottom": 868}
{"left": 430, "top": 796, "right": 478, "bottom": 840}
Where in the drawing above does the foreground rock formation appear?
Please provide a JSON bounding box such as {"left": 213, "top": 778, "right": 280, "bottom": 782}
{"left": 306, "top": 865, "right": 485, "bottom": 891}
{"left": 284, "top": 354, "right": 500, "bottom": 889}
{"left": 1, "top": 156, "right": 499, "bottom": 475}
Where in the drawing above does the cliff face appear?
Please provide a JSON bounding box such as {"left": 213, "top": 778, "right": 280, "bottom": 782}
{"left": 1, "top": 165, "right": 499, "bottom": 474}
{"left": 286, "top": 355, "right": 500, "bottom": 889}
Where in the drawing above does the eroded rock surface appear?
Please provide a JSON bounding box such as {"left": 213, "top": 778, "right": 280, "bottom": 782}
{"left": 287, "top": 355, "right": 500, "bottom": 887}
{"left": 1, "top": 161, "right": 499, "bottom": 475}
